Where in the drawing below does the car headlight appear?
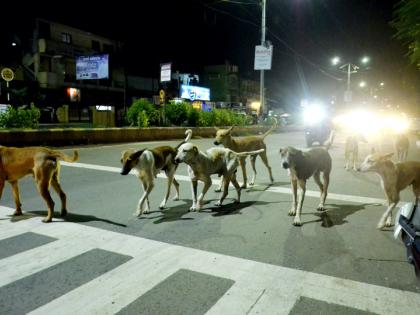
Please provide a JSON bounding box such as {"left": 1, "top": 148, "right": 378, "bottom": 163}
{"left": 303, "top": 105, "right": 326, "bottom": 125}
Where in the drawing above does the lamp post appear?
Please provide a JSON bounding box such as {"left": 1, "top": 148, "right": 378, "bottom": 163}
{"left": 331, "top": 56, "right": 370, "bottom": 104}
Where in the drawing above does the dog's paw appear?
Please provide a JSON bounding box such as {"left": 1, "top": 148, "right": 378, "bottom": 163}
{"left": 172, "top": 196, "right": 179, "bottom": 201}
{"left": 42, "top": 217, "right": 52, "bottom": 223}
{"left": 240, "top": 183, "right": 247, "bottom": 189}
{"left": 293, "top": 218, "right": 302, "bottom": 226}
{"left": 13, "top": 209, "right": 23, "bottom": 216}
{"left": 215, "top": 201, "right": 222, "bottom": 207}
{"left": 214, "top": 188, "right": 222, "bottom": 193}
{"left": 288, "top": 209, "right": 296, "bottom": 216}
{"left": 60, "top": 209, "right": 68, "bottom": 217}
{"left": 376, "top": 220, "right": 386, "bottom": 230}
{"left": 143, "top": 208, "right": 150, "bottom": 214}
{"left": 249, "top": 181, "right": 255, "bottom": 186}
{"left": 316, "top": 205, "right": 326, "bottom": 211}
{"left": 385, "top": 216, "right": 393, "bottom": 227}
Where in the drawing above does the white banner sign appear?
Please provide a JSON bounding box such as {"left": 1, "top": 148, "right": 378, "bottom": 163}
{"left": 254, "top": 45, "right": 273, "bottom": 70}
{"left": 160, "top": 63, "right": 172, "bottom": 82}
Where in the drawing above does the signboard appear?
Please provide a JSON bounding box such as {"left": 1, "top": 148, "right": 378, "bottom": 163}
{"left": 254, "top": 45, "right": 273, "bottom": 70}
{"left": 180, "top": 85, "right": 210, "bottom": 101}
{"left": 159, "top": 89, "right": 166, "bottom": 104}
{"left": 160, "top": 63, "right": 171, "bottom": 82}
{"left": 1, "top": 68, "right": 14, "bottom": 81}
{"left": 76, "top": 54, "right": 109, "bottom": 80}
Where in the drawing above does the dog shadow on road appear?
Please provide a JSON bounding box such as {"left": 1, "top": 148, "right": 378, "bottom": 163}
{"left": 244, "top": 181, "right": 290, "bottom": 193}
{"left": 301, "top": 203, "right": 371, "bottom": 228}
{"left": 26, "top": 211, "right": 127, "bottom": 227}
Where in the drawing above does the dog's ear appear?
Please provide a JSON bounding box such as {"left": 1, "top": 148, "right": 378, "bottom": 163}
{"left": 130, "top": 149, "right": 146, "bottom": 161}
{"left": 228, "top": 126, "right": 234, "bottom": 133}
{"left": 192, "top": 146, "right": 198, "bottom": 155}
{"left": 382, "top": 152, "right": 394, "bottom": 160}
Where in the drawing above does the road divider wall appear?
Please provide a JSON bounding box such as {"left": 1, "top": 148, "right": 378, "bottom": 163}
{"left": 0, "top": 126, "right": 284, "bottom": 146}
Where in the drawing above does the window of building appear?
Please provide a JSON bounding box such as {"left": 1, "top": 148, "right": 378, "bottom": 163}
{"left": 92, "top": 40, "right": 100, "bottom": 51}
{"left": 61, "top": 32, "right": 72, "bottom": 44}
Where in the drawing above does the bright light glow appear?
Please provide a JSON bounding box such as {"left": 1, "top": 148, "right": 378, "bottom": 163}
{"left": 361, "top": 56, "right": 370, "bottom": 64}
{"left": 250, "top": 102, "right": 261, "bottom": 111}
{"left": 11, "top": 42, "right": 17, "bottom": 47}
{"left": 380, "top": 82, "right": 385, "bottom": 86}
{"left": 373, "top": 95, "right": 378, "bottom": 99}
{"left": 359, "top": 81, "right": 367, "bottom": 88}
{"left": 333, "top": 110, "right": 410, "bottom": 136}
{"left": 331, "top": 56, "right": 340, "bottom": 66}
{"left": 303, "top": 104, "right": 326, "bottom": 125}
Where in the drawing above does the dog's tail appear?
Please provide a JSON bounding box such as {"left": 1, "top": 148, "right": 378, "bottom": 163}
{"left": 50, "top": 150, "right": 79, "bottom": 163}
{"left": 175, "top": 129, "right": 193, "bottom": 149}
{"left": 235, "top": 148, "right": 265, "bottom": 157}
{"left": 261, "top": 118, "right": 277, "bottom": 139}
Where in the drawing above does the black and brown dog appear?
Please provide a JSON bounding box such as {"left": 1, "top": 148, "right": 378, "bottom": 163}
{"left": 279, "top": 146, "right": 332, "bottom": 226}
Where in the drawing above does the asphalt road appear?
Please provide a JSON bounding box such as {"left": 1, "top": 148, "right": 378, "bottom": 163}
{"left": 1, "top": 130, "right": 420, "bottom": 314}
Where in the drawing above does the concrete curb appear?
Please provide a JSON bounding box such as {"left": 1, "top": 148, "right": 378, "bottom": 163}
{"left": 0, "top": 126, "right": 298, "bottom": 147}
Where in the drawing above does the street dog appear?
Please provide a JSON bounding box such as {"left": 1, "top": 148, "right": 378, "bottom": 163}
{"left": 174, "top": 142, "right": 264, "bottom": 211}
{"left": 395, "top": 133, "right": 409, "bottom": 162}
{"left": 120, "top": 129, "right": 192, "bottom": 217}
{"left": 279, "top": 146, "right": 332, "bottom": 226}
{"left": 360, "top": 149, "right": 420, "bottom": 229}
{"left": 213, "top": 124, "right": 276, "bottom": 189}
{"left": 344, "top": 133, "right": 367, "bottom": 171}
{"left": 0, "top": 146, "right": 79, "bottom": 222}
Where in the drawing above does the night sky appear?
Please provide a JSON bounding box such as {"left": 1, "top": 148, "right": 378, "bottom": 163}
{"left": 1, "top": 0, "right": 418, "bottom": 110}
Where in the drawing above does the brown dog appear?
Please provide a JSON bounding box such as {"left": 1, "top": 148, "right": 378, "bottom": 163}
{"left": 360, "top": 149, "right": 420, "bottom": 229}
{"left": 0, "top": 146, "right": 79, "bottom": 222}
{"left": 214, "top": 124, "right": 275, "bottom": 189}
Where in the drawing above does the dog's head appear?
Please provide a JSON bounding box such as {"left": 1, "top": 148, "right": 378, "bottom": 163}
{"left": 175, "top": 142, "right": 198, "bottom": 164}
{"left": 120, "top": 149, "right": 145, "bottom": 175}
{"left": 214, "top": 126, "right": 233, "bottom": 146}
{"left": 279, "top": 147, "right": 303, "bottom": 169}
{"left": 359, "top": 148, "right": 394, "bottom": 172}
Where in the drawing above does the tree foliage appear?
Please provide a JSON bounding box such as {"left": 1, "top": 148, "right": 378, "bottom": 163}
{"left": 392, "top": 0, "right": 420, "bottom": 68}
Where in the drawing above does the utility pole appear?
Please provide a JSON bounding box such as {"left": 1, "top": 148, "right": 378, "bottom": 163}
{"left": 260, "top": 0, "right": 266, "bottom": 117}
{"left": 339, "top": 63, "right": 359, "bottom": 103}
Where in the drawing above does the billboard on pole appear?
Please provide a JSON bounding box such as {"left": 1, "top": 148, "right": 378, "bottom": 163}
{"left": 180, "top": 85, "right": 210, "bottom": 101}
{"left": 254, "top": 45, "right": 273, "bottom": 70}
{"left": 76, "top": 55, "right": 109, "bottom": 80}
{"left": 160, "top": 63, "right": 172, "bottom": 82}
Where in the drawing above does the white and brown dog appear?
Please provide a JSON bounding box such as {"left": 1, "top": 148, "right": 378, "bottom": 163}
{"left": 174, "top": 142, "right": 264, "bottom": 211}
{"left": 360, "top": 149, "right": 420, "bottom": 229}
{"left": 120, "top": 130, "right": 192, "bottom": 216}
{"left": 344, "top": 133, "right": 367, "bottom": 171}
{"left": 0, "top": 146, "right": 79, "bottom": 222}
{"left": 213, "top": 124, "right": 275, "bottom": 189}
{"left": 280, "top": 146, "right": 332, "bottom": 226}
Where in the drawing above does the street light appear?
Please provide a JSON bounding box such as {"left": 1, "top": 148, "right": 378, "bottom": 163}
{"left": 359, "top": 81, "right": 367, "bottom": 88}
{"left": 379, "top": 82, "right": 385, "bottom": 87}
{"left": 331, "top": 55, "right": 370, "bottom": 103}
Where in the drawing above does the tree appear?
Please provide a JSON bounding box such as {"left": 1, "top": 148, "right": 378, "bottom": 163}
{"left": 392, "top": 0, "right": 420, "bottom": 68}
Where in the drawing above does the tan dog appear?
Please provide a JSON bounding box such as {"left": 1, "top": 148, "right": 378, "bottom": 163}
{"left": 344, "top": 133, "right": 367, "bottom": 171}
{"left": 214, "top": 124, "right": 275, "bottom": 189}
{"left": 395, "top": 133, "right": 409, "bottom": 163}
{"left": 280, "top": 146, "right": 332, "bottom": 226}
{"left": 360, "top": 149, "right": 420, "bottom": 229}
{"left": 120, "top": 130, "right": 192, "bottom": 216}
{"left": 0, "top": 146, "right": 79, "bottom": 222}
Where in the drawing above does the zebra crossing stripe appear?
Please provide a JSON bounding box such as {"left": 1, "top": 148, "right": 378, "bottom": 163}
{"left": 1, "top": 206, "right": 419, "bottom": 315}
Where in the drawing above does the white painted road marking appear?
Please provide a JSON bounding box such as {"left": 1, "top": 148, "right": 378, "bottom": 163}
{"left": 0, "top": 206, "right": 419, "bottom": 315}
{"left": 61, "top": 161, "right": 404, "bottom": 206}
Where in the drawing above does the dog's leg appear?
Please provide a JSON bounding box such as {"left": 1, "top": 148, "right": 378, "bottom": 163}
{"left": 230, "top": 172, "right": 241, "bottom": 203}
{"left": 320, "top": 172, "right": 329, "bottom": 211}
{"left": 313, "top": 171, "right": 325, "bottom": 211}
{"left": 190, "top": 180, "right": 198, "bottom": 211}
{"left": 0, "top": 178, "right": 5, "bottom": 200}
{"left": 378, "top": 201, "right": 398, "bottom": 229}
{"left": 293, "top": 179, "right": 306, "bottom": 226}
{"left": 50, "top": 170, "right": 67, "bottom": 217}
{"left": 160, "top": 169, "right": 174, "bottom": 209}
{"left": 259, "top": 151, "right": 274, "bottom": 184}
{"left": 353, "top": 146, "right": 359, "bottom": 171}
{"left": 197, "top": 178, "right": 212, "bottom": 211}
{"left": 249, "top": 155, "right": 257, "bottom": 186}
{"left": 136, "top": 177, "right": 153, "bottom": 216}
{"left": 215, "top": 177, "right": 229, "bottom": 207}
{"left": 288, "top": 178, "right": 298, "bottom": 217}
{"left": 36, "top": 180, "right": 55, "bottom": 223}
{"left": 239, "top": 158, "right": 248, "bottom": 189}
{"left": 10, "top": 180, "right": 23, "bottom": 216}
{"left": 215, "top": 175, "right": 223, "bottom": 192}
{"left": 172, "top": 177, "right": 180, "bottom": 201}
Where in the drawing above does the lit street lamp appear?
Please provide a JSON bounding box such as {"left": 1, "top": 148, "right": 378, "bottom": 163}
{"left": 359, "top": 81, "right": 367, "bottom": 88}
